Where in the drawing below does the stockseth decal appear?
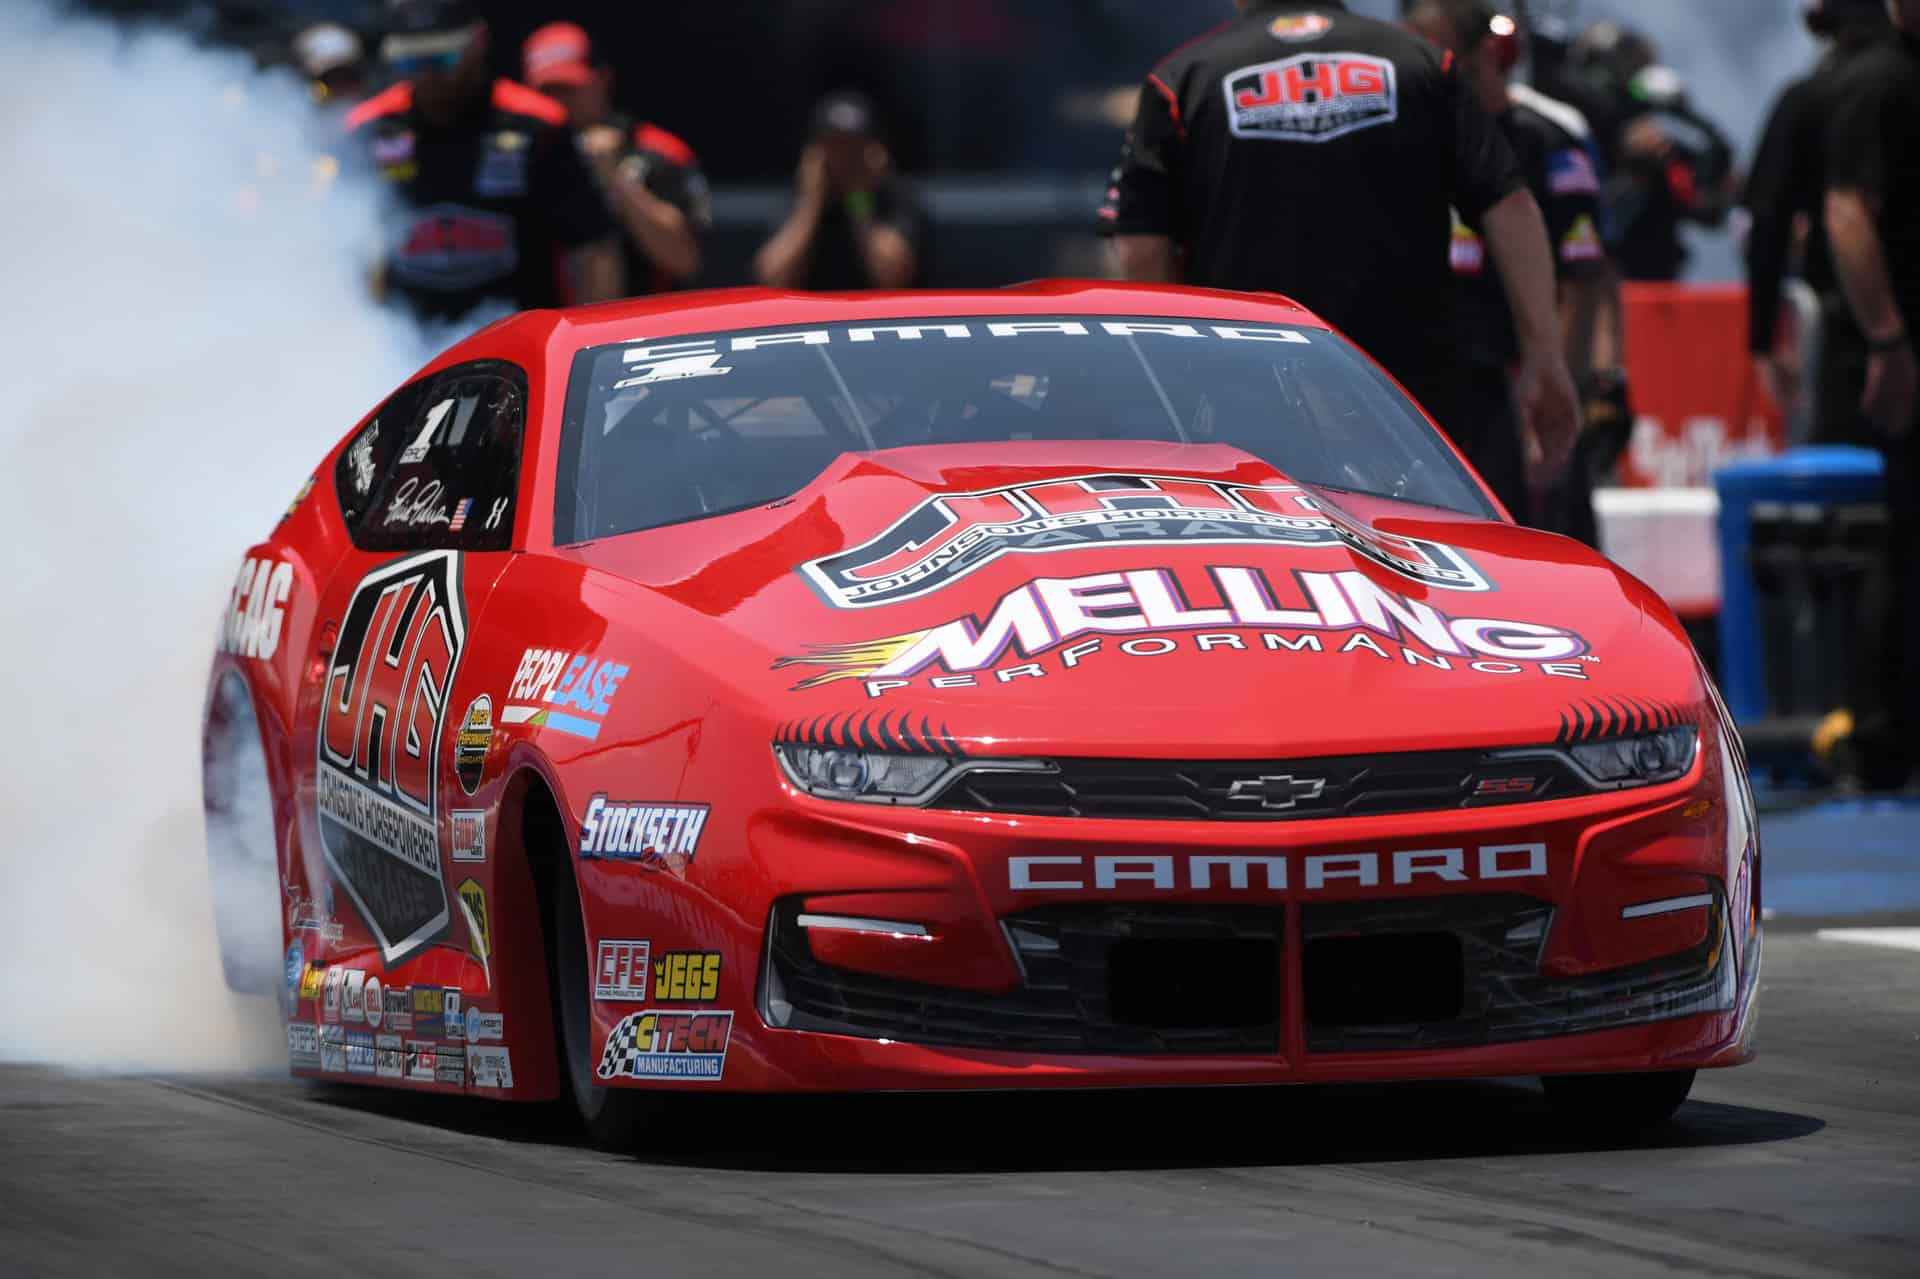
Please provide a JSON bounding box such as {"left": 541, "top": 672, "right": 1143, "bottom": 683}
{"left": 468, "top": 1046, "right": 514, "bottom": 1089}
{"left": 798, "top": 474, "right": 1488, "bottom": 610}
{"left": 596, "top": 1010, "right": 732, "bottom": 1081}
{"left": 1008, "top": 845, "right": 1549, "bottom": 893}
{"left": 577, "top": 796, "right": 709, "bottom": 869}
{"left": 451, "top": 809, "right": 486, "bottom": 863}
{"left": 317, "top": 550, "right": 466, "bottom": 967}
{"left": 453, "top": 695, "right": 492, "bottom": 795}
{"left": 220, "top": 556, "right": 294, "bottom": 659}
{"left": 777, "top": 563, "right": 1591, "bottom": 695}
{"left": 651, "top": 951, "right": 720, "bottom": 1003}
{"left": 595, "top": 939, "right": 650, "bottom": 1001}
{"left": 502, "top": 648, "right": 629, "bottom": 741}
{"left": 1225, "top": 53, "right": 1397, "bottom": 142}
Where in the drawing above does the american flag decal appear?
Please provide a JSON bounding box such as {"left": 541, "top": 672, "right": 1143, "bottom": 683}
{"left": 449, "top": 498, "right": 472, "bottom": 532}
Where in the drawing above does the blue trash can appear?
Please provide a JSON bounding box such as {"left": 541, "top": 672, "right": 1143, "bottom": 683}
{"left": 1714, "top": 447, "right": 1885, "bottom": 722}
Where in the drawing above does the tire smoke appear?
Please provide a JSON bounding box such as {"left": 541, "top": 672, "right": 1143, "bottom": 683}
{"left": 0, "top": 2, "right": 428, "bottom": 1069}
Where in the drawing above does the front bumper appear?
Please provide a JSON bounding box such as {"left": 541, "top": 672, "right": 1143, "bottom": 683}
{"left": 604, "top": 732, "right": 1760, "bottom": 1093}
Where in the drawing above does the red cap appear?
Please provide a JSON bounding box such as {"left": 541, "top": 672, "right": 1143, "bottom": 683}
{"left": 522, "top": 21, "right": 593, "bottom": 89}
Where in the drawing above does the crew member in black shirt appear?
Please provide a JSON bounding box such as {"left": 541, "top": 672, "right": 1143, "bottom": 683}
{"left": 1745, "top": 0, "right": 1891, "bottom": 434}
{"left": 521, "top": 21, "right": 711, "bottom": 297}
{"left": 1825, "top": 0, "right": 1920, "bottom": 788}
{"left": 1100, "top": 0, "right": 1577, "bottom": 497}
{"left": 347, "top": 0, "right": 621, "bottom": 324}
{"left": 755, "top": 91, "right": 925, "bottom": 291}
{"left": 1409, "top": 1, "right": 1609, "bottom": 536}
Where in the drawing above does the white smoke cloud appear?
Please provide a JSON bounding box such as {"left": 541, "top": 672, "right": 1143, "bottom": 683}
{"left": 0, "top": 2, "right": 430, "bottom": 1069}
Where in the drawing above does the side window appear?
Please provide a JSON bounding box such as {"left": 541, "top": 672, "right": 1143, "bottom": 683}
{"left": 336, "top": 360, "right": 527, "bottom": 552}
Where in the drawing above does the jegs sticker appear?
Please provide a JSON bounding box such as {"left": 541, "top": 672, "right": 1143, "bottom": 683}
{"left": 316, "top": 550, "right": 466, "bottom": 967}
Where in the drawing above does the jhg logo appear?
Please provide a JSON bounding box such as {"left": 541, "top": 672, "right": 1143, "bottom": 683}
{"left": 1225, "top": 53, "right": 1398, "bottom": 142}
{"left": 317, "top": 550, "right": 466, "bottom": 965}
{"left": 798, "top": 473, "right": 1488, "bottom": 610}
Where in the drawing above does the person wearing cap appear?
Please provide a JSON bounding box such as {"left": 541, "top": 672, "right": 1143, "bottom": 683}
{"left": 345, "top": 0, "right": 622, "bottom": 324}
{"left": 522, "top": 21, "right": 709, "bottom": 295}
{"left": 1407, "top": 0, "right": 1613, "bottom": 541}
{"left": 1746, "top": 0, "right": 1894, "bottom": 442}
{"left": 1100, "top": 1, "right": 1579, "bottom": 504}
{"left": 754, "top": 91, "right": 924, "bottom": 291}
{"left": 292, "top": 21, "right": 369, "bottom": 110}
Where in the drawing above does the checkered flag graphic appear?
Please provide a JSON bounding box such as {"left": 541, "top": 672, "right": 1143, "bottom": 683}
{"left": 597, "top": 1012, "right": 647, "bottom": 1080}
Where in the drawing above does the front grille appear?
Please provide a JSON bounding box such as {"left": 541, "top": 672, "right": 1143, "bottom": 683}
{"left": 1303, "top": 892, "right": 1734, "bottom": 1052}
{"left": 932, "top": 750, "right": 1587, "bottom": 821}
{"left": 765, "top": 901, "right": 1282, "bottom": 1054}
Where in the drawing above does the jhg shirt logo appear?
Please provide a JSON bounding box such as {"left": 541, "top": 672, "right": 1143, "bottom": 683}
{"left": 1225, "top": 53, "right": 1398, "bottom": 142}
{"left": 798, "top": 473, "right": 1488, "bottom": 611}
{"left": 317, "top": 550, "right": 466, "bottom": 966}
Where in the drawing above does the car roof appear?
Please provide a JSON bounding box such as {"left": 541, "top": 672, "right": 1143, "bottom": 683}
{"left": 430, "top": 281, "right": 1334, "bottom": 374}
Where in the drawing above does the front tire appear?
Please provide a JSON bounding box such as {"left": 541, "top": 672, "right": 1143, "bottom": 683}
{"left": 549, "top": 833, "right": 664, "bottom": 1150}
{"left": 1541, "top": 1069, "right": 1696, "bottom": 1131}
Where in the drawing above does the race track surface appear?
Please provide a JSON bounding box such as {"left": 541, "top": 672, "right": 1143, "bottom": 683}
{"left": 3, "top": 928, "right": 1916, "bottom": 1279}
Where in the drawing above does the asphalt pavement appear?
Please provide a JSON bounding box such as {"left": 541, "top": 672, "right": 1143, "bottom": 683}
{"left": 2, "top": 921, "right": 1917, "bottom": 1279}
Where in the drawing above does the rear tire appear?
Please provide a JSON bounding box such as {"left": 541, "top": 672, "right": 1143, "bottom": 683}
{"left": 203, "top": 674, "right": 283, "bottom": 997}
{"left": 1541, "top": 1069, "right": 1696, "bottom": 1131}
{"left": 547, "top": 823, "right": 664, "bottom": 1150}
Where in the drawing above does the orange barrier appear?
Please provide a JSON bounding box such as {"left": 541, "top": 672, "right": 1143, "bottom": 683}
{"left": 1618, "top": 283, "right": 1784, "bottom": 488}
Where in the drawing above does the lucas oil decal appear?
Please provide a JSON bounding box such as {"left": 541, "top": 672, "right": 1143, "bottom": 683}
{"left": 778, "top": 562, "right": 1590, "bottom": 696}
{"left": 503, "top": 649, "right": 628, "bottom": 741}
{"left": 1225, "top": 53, "right": 1397, "bottom": 143}
{"left": 799, "top": 474, "right": 1489, "bottom": 610}
{"left": 316, "top": 550, "right": 466, "bottom": 966}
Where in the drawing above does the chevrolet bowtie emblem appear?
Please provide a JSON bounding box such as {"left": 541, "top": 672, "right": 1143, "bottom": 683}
{"left": 1226, "top": 774, "right": 1327, "bottom": 810}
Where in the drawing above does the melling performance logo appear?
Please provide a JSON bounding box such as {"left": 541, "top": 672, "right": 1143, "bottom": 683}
{"left": 798, "top": 473, "right": 1489, "bottom": 610}
{"left": 317, "top": 550, "right": 466, "bottom": 966}
{"left": 777, "top": 562, "right": 1590, "bottom": 696}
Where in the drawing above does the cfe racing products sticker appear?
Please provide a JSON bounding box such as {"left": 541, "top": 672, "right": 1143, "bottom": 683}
{"left": 597, "top": 1010, "right": 733, "bottom": 1081}
{"left": 317, "top": 550, "right": 467, "bottom": 966}
{"left": 798, "top": 474, "right": 1489, "bottom": 611}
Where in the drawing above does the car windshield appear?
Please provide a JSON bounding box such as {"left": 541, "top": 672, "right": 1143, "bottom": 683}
{"left": 554, "top": 315, "right": 1495, "bottom": 543}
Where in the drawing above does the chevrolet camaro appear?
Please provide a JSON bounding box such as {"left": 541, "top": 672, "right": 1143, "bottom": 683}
{"left": 203, "top": 282, "right": 1759, "bottom": 1147}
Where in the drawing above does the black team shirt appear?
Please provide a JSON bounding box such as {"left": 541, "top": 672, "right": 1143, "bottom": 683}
{"left": 1098, "top": 1, "right": 1523, "bottom": 410}
{"left": 347, "top": 78, "right": 614, "bottom": 322}
{"left": 1826, "top": 31, "right": 1920, "bottom": 340}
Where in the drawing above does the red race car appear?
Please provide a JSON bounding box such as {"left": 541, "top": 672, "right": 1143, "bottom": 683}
{"left": 204, "top": 283, "right": 1759, "bottom": 1146}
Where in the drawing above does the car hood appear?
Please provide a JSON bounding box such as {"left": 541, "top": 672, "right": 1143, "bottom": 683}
{"left": 561, "top": 442, "right": 1699, "bottom": 757}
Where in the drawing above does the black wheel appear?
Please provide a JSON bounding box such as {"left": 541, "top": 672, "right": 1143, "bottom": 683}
{"left": 1541, "top": 1069, "right": 1696, "bottom": 1131}
{"left": 202, "top": 674, "right": 283, "bottom": 997}
{"left": 548, "top": 833, "right": 664, "bottom": 1150}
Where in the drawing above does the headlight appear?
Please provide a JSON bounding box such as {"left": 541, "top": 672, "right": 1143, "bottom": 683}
{"left": 1568, "top": 726, "right": 1697, "bottom": 787}
{"left": 773, "top": 745, "right": 1052, "bottom": 805}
